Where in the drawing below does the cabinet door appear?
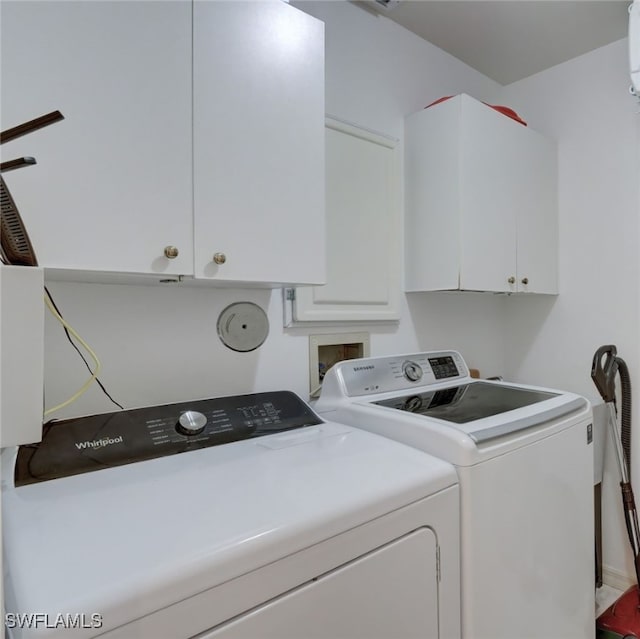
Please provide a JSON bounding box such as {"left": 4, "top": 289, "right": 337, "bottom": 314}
{"left": 405, "top": 100, "right": 462, "bottom": 292}
{"left": 0, "top": 1, "right": 193, "bottom": 277}
{"left": 405, "top": 94, "right": 557, "bottom": 295}
{"left": 513, "top": 128, "right": 558, "bottom": 294}
{"left": 193, "top": 0, "right": 325, "bottom": 286}
{"left": 292, "top": 119, "right": 400, "bottom": 322}
{"left": 459, "top": 95, "right": 518, "bottom": 293}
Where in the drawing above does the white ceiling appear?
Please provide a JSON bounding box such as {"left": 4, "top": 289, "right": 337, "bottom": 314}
{"left": 372, "top": 1, "right": 630, "bottom": 85}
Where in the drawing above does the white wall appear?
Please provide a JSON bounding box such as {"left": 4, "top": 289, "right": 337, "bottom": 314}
{"left": 41, "top": 0, "right": 506, "bottom": 422}
{"left": 294, "top": 0, "right": 500, "bottom": 137}
{"left": 499, "top": 40, "right": 640, "bottom": 586}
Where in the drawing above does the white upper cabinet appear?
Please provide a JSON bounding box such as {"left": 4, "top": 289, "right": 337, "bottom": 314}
{"left": 1, "top": 1, "right": 325, "bottom": 287}
{"left": 405, "top": 94, "right": 558, "bottom": 294}
{"left": 289, "top": 118, "right": 400, "bottom": 322}
{"left": 193, "top": 1, "right": 325, "bottom": 286}
{"left": 0, "top": 1, "right": 193, "bottom": 277}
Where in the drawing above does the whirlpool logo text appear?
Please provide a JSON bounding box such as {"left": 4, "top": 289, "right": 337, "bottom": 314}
{"left": 74, "top": 436, "right": 123, "bottom": 451}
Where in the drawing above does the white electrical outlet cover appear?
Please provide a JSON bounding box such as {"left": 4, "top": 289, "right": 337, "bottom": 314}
{"left": 217, "top": 302, "right": 269, "bottom": 352}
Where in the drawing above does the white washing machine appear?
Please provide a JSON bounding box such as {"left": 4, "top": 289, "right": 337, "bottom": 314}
{"left": 316, "top": 351, "right": 595, "bottom": 639}
{"left": 2, "top": 390, "right": 460, "bottom": 639}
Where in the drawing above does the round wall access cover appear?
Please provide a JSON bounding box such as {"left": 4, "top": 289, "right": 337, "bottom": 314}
{"left": 217, "top": 302, "right": 269, "bottom": 352}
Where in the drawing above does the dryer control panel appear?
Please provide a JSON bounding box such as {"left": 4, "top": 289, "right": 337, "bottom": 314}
{"left": 15, "top": 391, "right": 322, "bottom": 486}
{"left": 332, "top": 351, "right": 469, "bottom": 397}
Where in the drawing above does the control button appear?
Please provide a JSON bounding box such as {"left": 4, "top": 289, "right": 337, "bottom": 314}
{"left": 176, "top": 411, "right": 207, "bottom": 436}
{"left": 402, "top": 361, "right": 423, "bottom": 382}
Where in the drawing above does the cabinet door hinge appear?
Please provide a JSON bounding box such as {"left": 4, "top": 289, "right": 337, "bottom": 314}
{"left": 285, "top": 288, "right": 296, "bottom": 301}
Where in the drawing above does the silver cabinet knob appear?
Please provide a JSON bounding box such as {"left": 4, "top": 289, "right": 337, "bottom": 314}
{"left": 521, "top": 277, "right": 529, "bottom": 285}
{"left": 164, "top": 246, "right": 179, "bottom": 259}
{"left": 213, "top": 252, "right": 227, "bottom": 265}
{"left": 508, "top": 276, "right": 516, "bottom": 285}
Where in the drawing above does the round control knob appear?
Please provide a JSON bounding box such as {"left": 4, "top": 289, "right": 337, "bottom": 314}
{"left": 213, "top": 252, "right": 227, "bottom": 265}
{"left": 164, "top": 246, "right": 179, "bottom": 259}
{"left": 508, "top": 276, "right": 516, "bottom": 285}
{"left": 402, "top": 361, "right": 423, "bottom": 382}
{"left": 176, "top": 410, "right": 207, "bottom": 436}
{"left": 521, "top": 277, "right": 529, "bottom": 285}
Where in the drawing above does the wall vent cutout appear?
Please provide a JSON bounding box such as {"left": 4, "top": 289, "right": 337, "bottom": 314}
{"left": 309, "top": 332, "right": 370, "bottom": 398}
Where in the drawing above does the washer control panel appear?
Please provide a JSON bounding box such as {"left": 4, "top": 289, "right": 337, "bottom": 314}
{"left": 15, "top": 391, "right": 322, "bottom": 486}
{"left": 333, "top": 351, "right": 469, "bottom": 397}
{"left": 428, "top": 355, "right": 460, "bottom": 380}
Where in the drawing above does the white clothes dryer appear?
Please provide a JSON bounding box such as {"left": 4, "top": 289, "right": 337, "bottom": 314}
{"left": 2, "top": 390, "right": 460, "bottom": 639}
{"left": 316, "top": 351, "right": 595, "bottom": 639}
